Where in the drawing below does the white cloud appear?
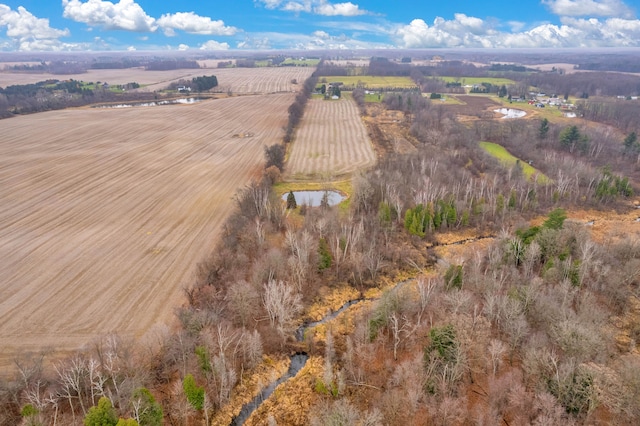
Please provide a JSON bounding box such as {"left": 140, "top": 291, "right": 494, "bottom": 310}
{"left": 0, "top": 5, "right": 74, "bottom": 51}
{"left": 508, "top": 21, "right": 526, "bottom": 32}
{"left": 62, "top": 0, "right": 157, "bottom": 32}
{"left": 157, "top": 12, "right": 237, "bottom": 36}
{"left": 541, "top": 0, "right": 634, "bottom": 18}
{"left": 0, "top": 5, "right": 69, "bottom": 39}
{"left": 245, "top": 29, "right": 390, "bottom": 50}
{"left": 394, "top": 16, "right": 497, "bottom": 49}
{"left": 255, "top": 0, "right": 368, "bottom": 16}
{"left": 178, "top": 43, "right": 189, "bottom": 50}
{"left": 283, "top": 2, "right": 312, "bottom": 13}
{"left": 237, "top": 36, "right": 272, "bottom": 49}
{"left": 395, "top": 15, "right": 640, "bottom": 48}
{"left": 199, "top": 40, "right": 230, "bottom": 50}
{"left": 314, "top": 2, "right": 365, "bottom": 16}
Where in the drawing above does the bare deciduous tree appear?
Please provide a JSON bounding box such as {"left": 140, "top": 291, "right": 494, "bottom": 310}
{"left": 262, "top": 279, "right": 302, "bottom": 336}
{"left": 487, "top": 339, "right": 507, "bottom": 375}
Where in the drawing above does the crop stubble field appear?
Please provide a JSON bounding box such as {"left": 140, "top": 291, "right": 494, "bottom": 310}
{"left": 0, "top": 66, "right": 315, "bottom": 95}
{"left": 286, "top": 98, "right": 376, "bottom": 177}
{"left": 0, "top": 93, "right": 292, "bottom": 370}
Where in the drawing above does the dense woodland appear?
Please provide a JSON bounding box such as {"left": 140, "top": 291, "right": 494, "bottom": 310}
{"left": 2, "top": 55, "right": 640, "bottom": 425}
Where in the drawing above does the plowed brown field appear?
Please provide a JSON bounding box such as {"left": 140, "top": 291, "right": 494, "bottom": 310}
{"left": 0, "top": 66, "right": 315, "bottom": 94}
{"left": 0, "top": 94, "right": 291, "bottom": 370}
{"left": 286, "top": 98, "right": 376, "bottom": 178}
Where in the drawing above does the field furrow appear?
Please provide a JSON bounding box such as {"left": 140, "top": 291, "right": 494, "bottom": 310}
{"left": 0, "top": 66, "right": 316, "bottom": 95}
{"left": 286, "top": 98, "right": 376, "bottom": 177}
{"left": 0, "top": 93, "right": 292, "bottom": 370}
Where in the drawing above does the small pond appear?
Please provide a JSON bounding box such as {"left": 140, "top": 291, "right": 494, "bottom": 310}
{"left": 494, "top": 108, "right": 526, "bottom": 119}
{"left": 281, "top": 190, "right": 346, "bottom": 207}
{"left": 92, "top": 97, "right": 206, "bottom": 108}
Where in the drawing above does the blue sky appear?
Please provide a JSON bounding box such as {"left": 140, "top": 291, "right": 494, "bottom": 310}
{"left": 0, "top": 0, "right": 638, "bottom": 51}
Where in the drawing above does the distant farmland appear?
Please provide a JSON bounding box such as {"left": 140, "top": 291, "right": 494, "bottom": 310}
{"left": 0, "top": 93, "right": 292, "bottom": 370}
{"left": 0, "top": 66, "right": 316, "bottom": 95}
{"left": 318, "top": 75, "right": 417, "bottom": 89}
{"left": 440, "top": 76, "right": 516, "bottom": 86}
{"left": 286, "top": 98, "right": 377, "bottom": 178}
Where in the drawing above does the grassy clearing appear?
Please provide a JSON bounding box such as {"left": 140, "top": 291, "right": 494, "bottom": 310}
{"left": 273, "top": 180, "right": 352, "bottom": 211}
{"left": 318, "top": 75, "right": 417, "bottom": 89}
{"left": 281, "top": 58, "right": 320, "bottom": 66}
{"left": 493, "top": 96, "right": 566, "bottom": 119}
{"left": 440, "top": 76, "right": 516, "bottom": 86}
{"left": 274, "top": 181, "right": 352, "bottom": 196}
{"left": 427, "top": 94, "right": 464, "bottom": 105}
{"left": 479, "top": 141, "right": 552, "bottom": 184}
{"left": 365, "top": 92, "right": 384, "bottom": 102}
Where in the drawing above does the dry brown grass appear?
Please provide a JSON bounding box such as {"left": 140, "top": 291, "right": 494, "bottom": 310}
{"left": 211, "top": 356, "right": 290, "bottom": 426}
{"left": 0, "top": 93, "right": 293, "bottom": 372}
{"left": 286, "top": 98, "right": 376, "bottom": 179}
{"left": 244, "top": 356, "right": 323, "bottom": 426}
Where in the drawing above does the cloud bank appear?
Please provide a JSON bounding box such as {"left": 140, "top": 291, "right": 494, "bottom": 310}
{"left": 0, "top": 4, "right": 72, "bottom": 50}
{"left": 395, "top": 14, "right": 640, "bottom": 48}
{"left": 256, "top": 0, "right": 367, "bottom": 16}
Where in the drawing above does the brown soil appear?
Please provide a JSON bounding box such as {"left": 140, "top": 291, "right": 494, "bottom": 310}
{"left": 286, "top": 98, "right": 376, "bottom": 179}
{"left": 0, "top": 93, "right": 293, "bottom": 373}
{"left": 448, "top": 95, "right": 502, "bottom": 120}
{"left": 0, "top": 66, "right": 315, "bottom": 95}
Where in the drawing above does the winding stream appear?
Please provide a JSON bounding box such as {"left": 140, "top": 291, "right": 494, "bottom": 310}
{"left": 231, "top": 298, "right": 366, "bottom": 425}
{"left": 230, "top": 353, "right": 309, "bottom": 426}
{"left": 230, "top": 234, "right": 496, "bottom": 424}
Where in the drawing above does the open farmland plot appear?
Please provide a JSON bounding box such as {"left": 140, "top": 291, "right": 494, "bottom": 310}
{"left": 0, "top": 66, "right": 316, "bottom": 94}
{"left": 320, "top": 75, "right": 417, "bottom": 89}
{"left": 210, "top": 67, "right": 316, "bottom": 94}
{"left": 286, "top": 98, "right": 376, "bottom": 177}
{"left": 0, "top": 93, "right": 292, "bottom": 371}
{"left": 0, "top": 67, "right": 196, "bottom": 89}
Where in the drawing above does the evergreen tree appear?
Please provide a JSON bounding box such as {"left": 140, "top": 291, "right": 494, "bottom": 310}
{"left": 183, "top": 374, "right": 205, "bottom": 411}
{"left": 624, "top": 131, "right": 638, "bottom": 153}
{"left": 131, "top": 388, "right": 163, "bottom": 426}
{"left": 318, "top": 238, "right": 332, "bottom": 271}
{"left": 559, "top": 125, "right": 588, "bottom": 153}
{"left": 286, "top": 191, "right": 297, "bottom": 209}
{"left": 116, "top": 420, "right": 139, "bottom": 426}
{"left": 538, "top": 118, "right": 549, "bottom": 139}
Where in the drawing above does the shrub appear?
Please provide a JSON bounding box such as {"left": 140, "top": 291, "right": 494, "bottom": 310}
{"left": 84, "top": 397, "right": 118, "bottom": 426}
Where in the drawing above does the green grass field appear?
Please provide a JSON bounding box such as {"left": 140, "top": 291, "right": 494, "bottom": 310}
{"left": 479, "top": 141, "right": 552, "bottom": 184}
{"left": 281, "top": 58, "right": 321, "bottom": 66}
{"left": 440, "top": 76, "right": 516, "bottom": 86}
{"left": 365, "top": 93, "right": 384, "bottom": 102}
{"left": 493, "top": 96, "right": 566, "bottom": 119}
{"left": 318, "top": 75, "right": 417, "bottom": 89}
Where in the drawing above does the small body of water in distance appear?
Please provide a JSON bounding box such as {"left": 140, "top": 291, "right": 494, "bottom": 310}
{"left": 92, "top": 97, "right": 206, "bottom": 108}
{"left": 281, "top": 190, "right": 346, "bottom": 207}
{"left": 494, "top": 108, "right": 526, "bottom": 119}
